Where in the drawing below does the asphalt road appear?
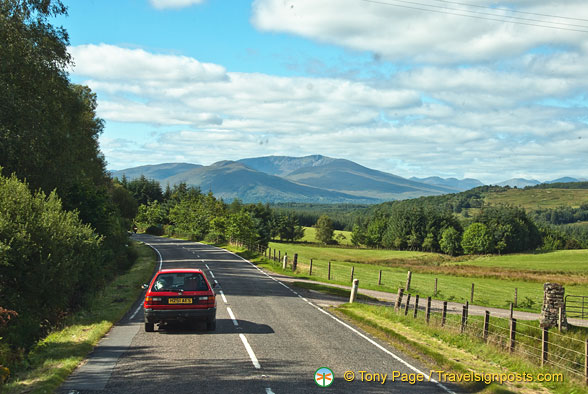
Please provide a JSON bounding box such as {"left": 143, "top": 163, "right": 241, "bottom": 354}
{"left": 60, "top": 235, "right": 461, "bottom": 394}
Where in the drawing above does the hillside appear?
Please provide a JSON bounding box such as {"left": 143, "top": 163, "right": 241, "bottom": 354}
{"left": 163, "top": 161, "right": 379, "bottom": 203}
{"left": 409, "top": 176, "right": 483, "bottom": 191}
{"left": 111, "top": 163, "right": 201, "bottom": 182}
{"left": 484, "top": 187, "right": 588, "bottom": 210}
{"left": 282, "top": 157, "right": 456, "bottom": 200}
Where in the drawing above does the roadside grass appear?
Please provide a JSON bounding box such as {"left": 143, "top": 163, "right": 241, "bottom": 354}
{"left": 3, "top": 241, "right": 156, "bottom": 394}
{"left": 335, "top": 303, "right": 588, "bottom": 394}
{"left": 290, "top": 281, "right": 380, "bottom": 302}
{"left": 484, "top": 188, "right": 588, "bottom": 210}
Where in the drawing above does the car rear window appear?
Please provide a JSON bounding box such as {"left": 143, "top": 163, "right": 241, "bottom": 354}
{"left": 152, "top": 272, "right": 208, "bottom": 292}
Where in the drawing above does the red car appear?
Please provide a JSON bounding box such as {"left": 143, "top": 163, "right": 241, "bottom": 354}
{"left": 143, "top": 268, "right": 217, "bottom": 332}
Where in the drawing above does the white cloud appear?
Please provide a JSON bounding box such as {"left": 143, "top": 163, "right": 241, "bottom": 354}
{"left": 70, "top": 43, "right": 588, "bottom": 183}
{"left": 251, "top": 0, "right": 588, "bottom": 64}
{"left": 69, "top": 44, "right": 227, "bottom": 83}
{"left": 149, "top": 0, "right": 205, "bottom": 10}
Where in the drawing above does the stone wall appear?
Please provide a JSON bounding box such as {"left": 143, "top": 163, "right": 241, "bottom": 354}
{"left": 540, "top": 283, "right": 567, "bottom": 329}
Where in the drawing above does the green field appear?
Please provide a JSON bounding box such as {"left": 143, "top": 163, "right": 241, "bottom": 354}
{"left": 485, "top": 188, "right": 588, "bottom": 210}
{"left": 297, "top": 226, "right": 353, "bottom": 245}
{"left": 459, "top": 249, "right": 588, "bottom": 273}
{"left": 264, "top": 242, "right": 588, "bottom": 312}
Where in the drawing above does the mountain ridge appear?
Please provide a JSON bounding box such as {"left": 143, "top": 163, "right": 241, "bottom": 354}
{"left": 111, "top": 155, "right": 587, "bottom": 203}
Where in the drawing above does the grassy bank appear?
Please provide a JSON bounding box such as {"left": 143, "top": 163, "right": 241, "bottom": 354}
{"left": 335, "top": 303, "right": 588, "bottom": 394}
{"left": 3, "top": 241, "right": 157, "bottom": 394}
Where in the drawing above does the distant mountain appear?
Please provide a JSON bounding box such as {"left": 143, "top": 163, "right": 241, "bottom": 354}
{"left": 546, "top": 177, "right": 582, "bottom": 184}
{"left": 282, "top": 157, "right": 456, "bottom": 200}
{"left": 114, "top": 156, "right": 585, "bottom": 204}
{"left": 111, "top": 163, "right": 201, "bottom": 182}
{"left": 163, "top": 161, "right": 378, "bottom": 203}
{"left": 238, "top": 155, "right": 336, "bottom": 177}
{"left": 495, "top": 178, "right": 541, "bottom": 188}
{"left": 409, "top": 176, "right": 483, "bottom": 192}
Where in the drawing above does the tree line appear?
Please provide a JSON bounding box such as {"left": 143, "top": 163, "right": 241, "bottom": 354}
{"left": 1, "top": 0, "right": 137, "bottom": 355}
{"left": 350, "top": 200, "right": 585, "bottom": 255}
{"left": 126, "top": 176, "right": 306, "bottom": 248}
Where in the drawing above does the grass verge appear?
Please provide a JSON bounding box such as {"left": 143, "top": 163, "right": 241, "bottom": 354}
{"left": 3, "top": 241, "right": 157, "bottom": 394}
{"left": 335, "top": 303, "right": 588, "bottom": 394}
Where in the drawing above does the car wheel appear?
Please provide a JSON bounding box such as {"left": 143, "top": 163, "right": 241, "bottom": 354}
{"left": 145, "top": 322, "right": 155, "bottom": 332}
{"left": 206, "top": 318, "right": 216, "bottom": 331}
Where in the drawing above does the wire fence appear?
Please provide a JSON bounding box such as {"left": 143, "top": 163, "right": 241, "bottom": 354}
{"left": 391, "top": 293, "right": 588, "bottom": 384}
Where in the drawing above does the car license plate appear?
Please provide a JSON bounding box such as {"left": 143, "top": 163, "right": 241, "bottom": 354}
{"left": 169, "top": 298, "right": 192, "bottom": 304}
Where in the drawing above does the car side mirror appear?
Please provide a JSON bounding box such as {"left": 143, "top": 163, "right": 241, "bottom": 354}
{"left": 141, "top": 283, "right": 149, "bottom": 290}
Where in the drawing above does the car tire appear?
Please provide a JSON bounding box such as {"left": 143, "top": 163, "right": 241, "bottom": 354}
{"left": 145, "top": 322, "right": 155, "bottom": 332}
{"left": 206, "top": 318, "right": 216, "bottom": 331}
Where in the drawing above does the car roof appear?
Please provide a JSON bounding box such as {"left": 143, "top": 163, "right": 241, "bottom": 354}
{"left": 156, "top": 268, "right": 205, "bottom": 274}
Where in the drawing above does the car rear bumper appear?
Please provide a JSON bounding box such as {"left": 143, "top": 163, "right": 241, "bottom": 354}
{"left": 144, "top": 307, "right": 216, "bottom": 323}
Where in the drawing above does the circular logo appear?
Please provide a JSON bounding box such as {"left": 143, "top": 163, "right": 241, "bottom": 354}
{"left": 314, "top": 367, "right": 334, "bottom": 387}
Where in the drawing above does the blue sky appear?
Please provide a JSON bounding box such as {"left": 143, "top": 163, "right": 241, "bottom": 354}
{"left": 58, "top": 0, "right": 588, "bottom": 183}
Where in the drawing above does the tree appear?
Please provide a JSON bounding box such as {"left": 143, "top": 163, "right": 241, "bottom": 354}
{"left": 276, "top": 214, "right": 305, "bottom": 242}
{"left": 439, "top": 227, "right": 461, "bottom": 256}
{"left": 461, "top": 223, "right": 493, "bottom": 254}
{"left": 315, "top": 215, "right": 334, "bottom": 244}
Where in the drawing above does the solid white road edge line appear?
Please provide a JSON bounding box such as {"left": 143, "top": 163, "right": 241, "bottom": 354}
{"left": 222, "top": 247, "right": 456, "bottom": 394}
{"left": 239, "top": 333, "right": 261, "bottom": 369}
{"left": 265, "top": 388, "right": 275, "bottom": 394}
{"left": 227, "top": 307, "right": 239, "bottom": 326}
{"left": 219, "top": 290, "right": 228, "bottom": 304}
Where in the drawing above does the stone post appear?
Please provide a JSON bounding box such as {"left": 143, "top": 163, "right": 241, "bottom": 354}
{"left": 540, "top": 283, "right": 568, "bottom": 330}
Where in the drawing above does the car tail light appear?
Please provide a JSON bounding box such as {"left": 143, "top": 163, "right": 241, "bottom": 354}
{"left": 202, "top": 295, "right": 215, "bottom": 307}
{"left": 145, "top": 296, "right": 162, "bottom": 306}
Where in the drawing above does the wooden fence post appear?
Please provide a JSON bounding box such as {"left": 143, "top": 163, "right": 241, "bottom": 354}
{"left": 434, "top": 278, "right": 438, "bottom": 296}
{"left": 514, "top": 287, "right": 518, "bottom": 308}
{"left": 278, "top": 250, "right": 281, "bottom": 263}
{"left": 426, "top": 297, "right": 431, "bottom": 324}
{"left": 292, "top": 254, "right": 298, "bottom": 272}
{"left": 441, "top": 301, "right": 447, "bottom": 327}
{"left": 558, "top": 307, "right": 563, "bottom": 333}
{"left": 395, "top": 288, "right": 404, "bottom": 312}
{"left": 350, "top": 266, "right": 354, "bottom": 283}
{"left": 483, "top": 311, "right": 490, "bottom": 342}
{"left": 309, "top": 259, "right": 313, "bottom": 276}
{"left": 328, "top": 261, "right": 331, "bottom": 280}
{"left": 509, "top": 318, "right": 516, "bottom": 353}
{"left": 470, "top": 283, "right": 475, "bottom": 303}
{"left": 460, "top": 305, "right": 467, "bottom": 333}
{"left": 404, "top": 294, "right": 412, "bottom": 316}
{"left": 406, "top": 271, "right": 412, "bottom": 291}
{"left": 378, "top": 270, "right": 382, "bottom": 286}
{"left": 413, "top": 295, "right": 419, "bottom": 318}
{"left": 273, "top": 249, "right": 276, "bottom": 261}
{"left": 542, "top": 327, "right": 549, "bottom": 367}
{"left": 510, "top": 303, "right": 514, "bottom": 319}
